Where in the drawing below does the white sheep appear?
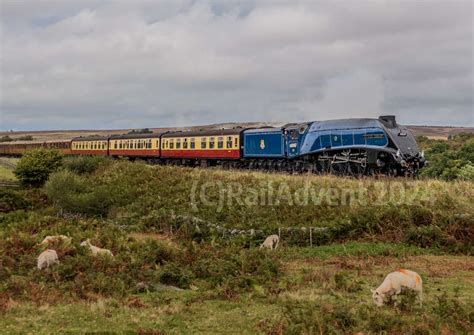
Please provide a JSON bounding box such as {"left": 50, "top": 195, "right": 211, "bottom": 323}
{"left": 40, "top": 235, "right": 72, "bottom": 246}
{"left": 372, "top": 269, "right": 423, "bottom": 307}
{"left": 260, "top": 234, "right": 279, "bottom": 250}
{"left": 37, "top": 249, "right": 59, "bottom": 270}
{"left": 80, "top": 239, "right": 114, "bottom": 257}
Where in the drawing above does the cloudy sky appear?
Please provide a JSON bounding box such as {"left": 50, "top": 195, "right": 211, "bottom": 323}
{"left": 1, "top": 0, "right": 473, "bottom": 131}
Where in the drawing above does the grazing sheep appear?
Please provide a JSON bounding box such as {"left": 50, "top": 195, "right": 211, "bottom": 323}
{"left": 80, "top": 239, "right": 114, "bottom": 257}
{"left": 37, "top": 249, "right": 59, "bottom": 270}
{"left": 260, "top": 234, "right": 279, "bottom": 250}
{"left": 40, "top": 235, "right": 72, "bottom": 246}
{"left": 372, "top": 269, "right": 423, "bottom": 307}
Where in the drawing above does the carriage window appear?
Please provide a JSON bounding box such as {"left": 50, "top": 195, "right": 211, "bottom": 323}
{"left": 148, "top": 140, "right": 152, "bottom": 149}
{"left": 114, "top": 142, "right": 117, "bottom": 149}
{"left": 169, "top": 139, "right": 174, "bottom": 149}
{"left": 226, "top": 137, "right": 233, "bottom": 148}
{"left": 156, "top": 139, "right": 159, "bottom": 148}
{"left": 218, "top": 137, "right": 223, "bottom": 149}
{"left": 176, "top": 139, "right": 181, "bottom": 149}
{"left": 102, "top": 143, "right": 105, "bottom": 149}
{"left": 209, "top": 137, "right": 215, "bottom": 149}
{"left": 234, "top": 138, "right": 238, "bottom": 148}
{"left": 201, "top": 138, "right": 207, "bottom": 149}
{"left": 119, "top": 142, "right": 122, "bottom": 149}
{"left": 190, "top": 138, "right": 195, "bottom": 149}
{"left": 183, "top": 138, "right": 188, "bottom": 149}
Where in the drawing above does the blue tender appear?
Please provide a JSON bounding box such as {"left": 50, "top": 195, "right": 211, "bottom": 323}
{"left": 243, "top": 128, "right": 285, "bottom": 158}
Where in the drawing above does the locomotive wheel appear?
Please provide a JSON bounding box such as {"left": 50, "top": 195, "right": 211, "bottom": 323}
{"left": 348, "top": 162, "right": 366, "bottom": 177}
{"left": 330, "top": 162, "right": 350, "bottom": 176}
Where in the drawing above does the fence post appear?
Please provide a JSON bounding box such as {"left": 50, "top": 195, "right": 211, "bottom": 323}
{"left": 309, "top": 227, "right": 313, "bottom": 247}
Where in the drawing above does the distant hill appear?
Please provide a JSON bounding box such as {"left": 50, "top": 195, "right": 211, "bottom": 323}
{"left": 0, "top": 123, "right": 472, "bottom": 142}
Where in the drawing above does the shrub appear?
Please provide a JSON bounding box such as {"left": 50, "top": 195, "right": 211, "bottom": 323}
{"left": 405, "top": 225, "right": 445, "bottom": 248}
{"left": 63, "top": 156, "right": 111, "bottom": 175}
{"left": 44, "top": 170, "right": 115, "bottom": 217}
{"left": 14, "top": 148, "right": 63, "bottom": 187}
{"left": 0, "top": 189, "right": 30, "bottom": 213}
{"left": 0, "top": 136, "right": 14, "bottom": 142}
{"left": 17, "top": 135, "right": 34, "bottom": 141}
{"left": 158, "top": 263, "right": 193, "bottom": 289}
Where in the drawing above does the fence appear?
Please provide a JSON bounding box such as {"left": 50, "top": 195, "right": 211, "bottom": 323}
{"left": 168, "top": 213, "right": 333, "bottom": 247}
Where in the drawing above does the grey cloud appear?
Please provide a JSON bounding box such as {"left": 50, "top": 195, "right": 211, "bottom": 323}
{"left": 1, "top": 0, "right": 472, "bottom": 130}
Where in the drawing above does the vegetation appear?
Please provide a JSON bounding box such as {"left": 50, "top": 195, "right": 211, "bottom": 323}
{"left": 14, "top": 149, "right": 63, "bottom": 187}
{"left": 0, "top": 136, "right": 14, "bottom": 142}
{"left": 418, "top": 133, "right": 474, "bottom": 180}
{"left": 0, "top": 139, "right": 473, "bottom": 333}
{"left": 0, "top": 135, "right": 34, "bottom": 142}
{"left": 127, "top": 128, "right": 152, "bottom": 134}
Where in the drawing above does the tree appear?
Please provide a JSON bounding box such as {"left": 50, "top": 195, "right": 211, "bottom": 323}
{"left": 14, "top": 148, "right": 63, "bottom": 187}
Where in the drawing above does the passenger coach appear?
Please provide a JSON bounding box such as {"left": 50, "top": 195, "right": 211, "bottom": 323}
{"left": 161, "top": 129, "right": 242, "bottom": 161}
{"left": 109, "top": 133, "right": 163, "bottom": 157}
{"left": 71, "top": 136, "right": 109, "bottom": 156}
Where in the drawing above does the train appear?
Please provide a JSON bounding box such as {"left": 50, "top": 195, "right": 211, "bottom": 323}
{"left": 0, "top": 115, "right": 426, "bottom": 176}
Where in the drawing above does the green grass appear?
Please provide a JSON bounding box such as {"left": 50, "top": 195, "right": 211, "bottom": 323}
{"left": 1, "top": 249, "right": 472, "bottom": 334}
{"left": 283, "top": 242, "right": 440, "bottom": 260}
{"left": 0, "top": 166, "right": 16, "bottom": 181}
{"left": 0, "top": 157, "right": 18, "bottom": 181}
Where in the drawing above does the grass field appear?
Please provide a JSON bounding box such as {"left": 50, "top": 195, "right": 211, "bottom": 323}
{"left": 0, "top": 157, "right": 18, "bottom": 181}
{"left": 1, "top": 158, "right": 473, "bottom": 333}
{"left": 1, "top": 245, "right": 472, "bottom": 334}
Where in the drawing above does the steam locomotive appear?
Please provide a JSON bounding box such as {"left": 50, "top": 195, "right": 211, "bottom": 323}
{"left": 0, "top": 115, "right": 425, "bottom": 176}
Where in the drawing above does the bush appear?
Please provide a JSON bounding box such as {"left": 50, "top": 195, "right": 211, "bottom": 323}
{"left": 0, "top": 189, "right": 30, "bottom": 213}
{"left": 14, "top": 149, "right": 63, "bottom": 187}
{"left": 420, "top": 134, "right": 474, "bottom": 180}
{"left": 17, "top": 135, "right": 34, "bottom": 141}
{"left": 158, "top": 263, "right": 193, "bottom": 289}
{"left": 63, "top": 156, "right": 111, "bottom": 175}
{"left": 405, "top": 226, "right": 445, "bottom": 248}
{"left": 0, "top": 136, "right": 14, "bottom": 142}
{"left": 44, "top": 170, "right": 115, "bottom": 217}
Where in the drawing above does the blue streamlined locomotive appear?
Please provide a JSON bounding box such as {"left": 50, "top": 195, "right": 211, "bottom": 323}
{"left": 242, "top": 115, "right": 425, "bottom": 176}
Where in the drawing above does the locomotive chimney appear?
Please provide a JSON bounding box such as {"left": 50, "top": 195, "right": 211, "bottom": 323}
{"left": 379, "top": 115, "right": 397, "bottom": 128}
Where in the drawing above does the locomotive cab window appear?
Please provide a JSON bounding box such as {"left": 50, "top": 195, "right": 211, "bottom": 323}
{"left": 290, "top": 130, "right": 299, "bottom": 140}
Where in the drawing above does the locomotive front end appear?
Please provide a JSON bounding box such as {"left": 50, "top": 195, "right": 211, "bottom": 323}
{"left": 378, "top": 115, "right": 426, "bottom": 176}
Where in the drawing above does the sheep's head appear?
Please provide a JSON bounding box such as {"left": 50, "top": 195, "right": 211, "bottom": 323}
{"left": 371, "top": 289, "right": 384, "bottom": 307}
{"left": 80, "top": 240, "right": 90, "bottom": 247}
